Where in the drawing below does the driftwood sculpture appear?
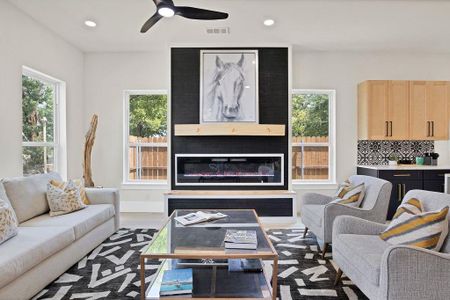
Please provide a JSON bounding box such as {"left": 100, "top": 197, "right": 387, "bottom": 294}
{"left": 83, "top": 114, "right": 98, "bottom": 187}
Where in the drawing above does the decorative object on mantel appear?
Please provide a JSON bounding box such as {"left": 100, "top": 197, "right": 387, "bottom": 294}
{"left": 357, "top": 140, "right": 434, "bottom": 165}
{"left": 83, "top": 114, "right": 98, "bottom": 187}
{"left": 140, "top": 0, "right": 228, "bottom": 33}
{"left": 200, "top": 50, "right": 259, "bottom": 123}
{"left": 174, "top": 123, "right": 285, "bottom": 136}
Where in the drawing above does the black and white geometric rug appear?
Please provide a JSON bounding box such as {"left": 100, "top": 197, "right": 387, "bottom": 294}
{"left": 33, "top": 228, "right": 367, "bottom": 300}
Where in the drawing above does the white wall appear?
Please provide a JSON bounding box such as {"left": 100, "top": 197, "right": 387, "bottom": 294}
{"left": 0, "top": 0, "right": 85, "bottom": 179}
{"left": 83, "top": 52, "right": 169, "bottom": 211}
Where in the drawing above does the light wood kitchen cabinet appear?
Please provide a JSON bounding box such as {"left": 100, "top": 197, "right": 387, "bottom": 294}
{"left": 410, "top": 81, "right": 449, "bottom": 140}
{"left": 358, "top": 80, "right": 409, "bottom": 140}
{"left": 359, "top": 80, "right": 449, "bottom": 140}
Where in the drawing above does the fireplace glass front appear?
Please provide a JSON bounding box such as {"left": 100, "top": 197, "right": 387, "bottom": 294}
{"left": 175, "top": 154, "right": 284, "bottom": 186}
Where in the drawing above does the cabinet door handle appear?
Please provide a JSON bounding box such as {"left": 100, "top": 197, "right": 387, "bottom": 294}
{"left": 398, "top": 184, "right": 402, "bottom": 202}
{"left": 393, "top": 174, "right": 411, "bottom": 177}
{"left": 432, "top": 121, "right": 435, "bottom": 137}
{"left": 427, "top": 121, "right": 430, "bottom": 137}
{"left": 389, "top": 121, "right": 393, "bottom": 137}
{"left": 385, "top": 121, "right": 389, "bottom": 137}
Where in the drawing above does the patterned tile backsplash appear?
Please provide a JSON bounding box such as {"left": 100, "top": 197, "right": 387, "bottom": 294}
{"left": 357, "top": 140, "right": 434, "bottom": 165}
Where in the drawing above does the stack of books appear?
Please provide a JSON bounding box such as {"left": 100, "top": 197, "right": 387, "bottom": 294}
{"left": 159, "top": 268, "right": 193, "bottom": 296}
{"left": 224, "top": 229, "right": 258, "bottom": 250}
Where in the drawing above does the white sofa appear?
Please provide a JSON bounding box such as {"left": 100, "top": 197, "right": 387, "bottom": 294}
{"left": 0, "top": 172, "right": 120, "bottom": 300}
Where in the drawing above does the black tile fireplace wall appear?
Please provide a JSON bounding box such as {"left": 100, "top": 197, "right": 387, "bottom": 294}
{"left": 171, "top": 47, "right": 289, "bottom": 190}
{"left": 357, "top": 140, "right": 434, "bottom": 165}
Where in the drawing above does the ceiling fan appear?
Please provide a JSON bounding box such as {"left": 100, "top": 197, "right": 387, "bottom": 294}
{"left": 140, "top": 0, "right": 229, "bottom": 33}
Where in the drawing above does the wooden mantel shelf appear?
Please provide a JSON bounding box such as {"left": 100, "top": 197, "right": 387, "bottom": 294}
{"left": 174, "top": 123, "right": 286, "bottom": 136}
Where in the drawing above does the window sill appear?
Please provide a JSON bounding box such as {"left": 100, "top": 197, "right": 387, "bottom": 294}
{"left": 292, "top": 181, "right": 338, "bottom": 190}
{"left": 121, "top": 182, "right": 169, "bottom": 190}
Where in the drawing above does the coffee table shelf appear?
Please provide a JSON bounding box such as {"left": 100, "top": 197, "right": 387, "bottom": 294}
{"left": 140, "top": 210, "right": 278, "bottom": 300}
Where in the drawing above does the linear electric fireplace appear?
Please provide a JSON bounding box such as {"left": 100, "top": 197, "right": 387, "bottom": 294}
{"left": 175, "top": 154, "right": 284, "bottom": 186}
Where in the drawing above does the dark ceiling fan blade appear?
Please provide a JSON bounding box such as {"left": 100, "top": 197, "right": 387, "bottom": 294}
{"left": 153, "top": 0, "right": 174, "bottom": 5}
{"left": 175, "top": 6, "right": 229, "bottom": 20}
{"left": 140, "top": 13, "right": 163, "bottom": 33}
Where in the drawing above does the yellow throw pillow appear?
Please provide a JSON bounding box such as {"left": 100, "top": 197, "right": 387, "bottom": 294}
{"left": 50, "top": 179, "right": 90, "bottom": 205}
{"left": 393, "top": 198, "right": 423, "bottom": 219}
{"left": 380, "top": 206, "right": 449, "bottom": 251}
{"left": 332, "top": 182, "right": 365, "bottom": 207}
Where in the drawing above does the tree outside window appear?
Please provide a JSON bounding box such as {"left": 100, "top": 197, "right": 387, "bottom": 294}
{"left": 22, "top": 74, "right": 57, "bottom": 175}
{"left": 126, "top": 92, "right": 168, "bottom": 182}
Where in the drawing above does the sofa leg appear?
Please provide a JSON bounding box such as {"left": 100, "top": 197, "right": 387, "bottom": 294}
{"left": 334, "top": 269, "right": 343, "bottom": 286}
{"left": 321, "top": 243, "right": 328, "bottom": 259}
{"left": 302, "top": 227, "right": 309, "bottom": 238}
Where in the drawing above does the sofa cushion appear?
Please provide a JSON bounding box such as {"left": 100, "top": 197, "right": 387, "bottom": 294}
{"left": 0, "top": 226, "right": 74, "bottom": 289}
{"left": 20, "top": 204, "right": 114, "bottom": 240}
{"left": 1, "top": 172, "right": 62, "bottom": 223}
{"left": 301, "top": 204, "right": 324, "bottom": 227}
{"left": 334, "top": 233, "right": 389, "bottom": 286}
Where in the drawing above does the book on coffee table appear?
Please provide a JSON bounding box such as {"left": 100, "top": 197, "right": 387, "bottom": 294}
{"left": 159, "top": 268, "right": 193, "bottom": 296}
{"left": 224, "top": 229, "right": 257, "bottom": 249}
{"left": 175, "top": 211, "right": 227, "bottom": 226}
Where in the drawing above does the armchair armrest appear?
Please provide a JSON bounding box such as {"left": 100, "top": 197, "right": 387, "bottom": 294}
{"left": 380, "top": 245, "right": 450, "bottom": 299}
{"left": 333, "top": 215, "right": 388, "bottom": 237}
{"left": 86, "top": 188, "right": 120, "bottom": 230}
{"left": 301, "top": 193, "right": 333, "bottom": 205}
{"left": 325, "top": 204, "right": 387, "bottom": 241}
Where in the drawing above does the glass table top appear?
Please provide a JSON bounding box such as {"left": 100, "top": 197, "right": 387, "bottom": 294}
{"left": 143, "top": 210, "right": 276, "bottom": 257}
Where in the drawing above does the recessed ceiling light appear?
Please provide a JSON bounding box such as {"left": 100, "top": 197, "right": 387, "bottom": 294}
{"left": 84, "top": 20, "right": 97, "bottom": 28}
{"left": 263, "top": 19, "right": 275, "bottom": 27}
{"left": 158, "top": 7, "right": 175, "bottom": 18}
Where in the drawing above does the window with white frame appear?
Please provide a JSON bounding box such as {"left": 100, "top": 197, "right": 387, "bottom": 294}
{"left": 22, "top": 67, "right": 66, "bottom": 176}
{"left": 124, "top": 91, "right": 168, "bottom": 183}
{"left": 292, "top": 89, "right": 335, "bottom": 183}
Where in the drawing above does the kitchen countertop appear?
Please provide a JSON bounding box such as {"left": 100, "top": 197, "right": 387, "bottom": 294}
{"left": 357, "top": 165, "right": 450, "bottom": 170}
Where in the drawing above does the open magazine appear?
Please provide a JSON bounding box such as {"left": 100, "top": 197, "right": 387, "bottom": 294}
{"left": 175, "top": 211, "right": 227, "bottom": 226}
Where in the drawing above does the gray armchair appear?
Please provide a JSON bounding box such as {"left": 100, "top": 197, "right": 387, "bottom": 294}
{"left": 300, "top": 175, "right": 392, "bottom": 257}
{"left": 333, "top": 190, "right": 450, "bottom": 300}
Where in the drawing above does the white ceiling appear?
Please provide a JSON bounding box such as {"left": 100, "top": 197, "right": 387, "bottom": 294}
{"left": 8, "top": 0, "right": 450, "bottom": 53}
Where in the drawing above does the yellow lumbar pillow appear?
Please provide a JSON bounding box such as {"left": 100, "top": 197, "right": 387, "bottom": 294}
{"left": 50, "top": 179, "right": 90, "bottom": 205}
{"left": 380, "top": 206, "right": 449, "bottom": 251}
{"left": 332, "top": 181, "right": 365, "bottom": 207}
{"left": 392, "top": 198, "right": 423, "bottom": 219}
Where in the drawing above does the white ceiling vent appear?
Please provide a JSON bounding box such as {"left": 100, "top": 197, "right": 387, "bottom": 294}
{"left": 206, "top": 27, "right": 230, "bottom": 35}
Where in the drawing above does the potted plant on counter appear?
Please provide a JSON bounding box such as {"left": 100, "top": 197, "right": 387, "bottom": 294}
{"left": 388, "top": 154, "right": 399, "bottom": 166}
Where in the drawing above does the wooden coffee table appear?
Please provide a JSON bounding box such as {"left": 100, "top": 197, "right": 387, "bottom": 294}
{"left": 140, "top": 209, "right": 278, "bottom": 300}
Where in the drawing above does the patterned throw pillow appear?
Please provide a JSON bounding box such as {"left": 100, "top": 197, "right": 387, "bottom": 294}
{"left": 380, "top": 206, "right": 449, "bottom": 251}
{"left": 0, "top": 199, "right": 18, "bottom": 245}
{"left": 50, "top": 179, "right": 90, "bottom": 205}
{"left": 47, "top": 180, "right": 86, "bottom": 217}
{"left": 331, "top": 182, "right": 365, "bottom": 207}
{"left": 393, "top": 198, "right": 423, "bottom": 219}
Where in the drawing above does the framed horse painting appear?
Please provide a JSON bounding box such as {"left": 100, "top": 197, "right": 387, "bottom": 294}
{"left": 200, "top": 49, "right": 259, "bottom": 123}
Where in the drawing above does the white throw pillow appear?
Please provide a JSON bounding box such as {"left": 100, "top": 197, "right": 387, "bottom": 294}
{"left": 0, "top": 198, "right": 18, "bottom": 245}
{"left": 46, "top": 180, "right": 86, "bottom": 217}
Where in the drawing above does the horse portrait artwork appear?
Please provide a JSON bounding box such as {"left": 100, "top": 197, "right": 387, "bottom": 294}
{"left": 200, "top": 50, "right": 259, "bottom": 123}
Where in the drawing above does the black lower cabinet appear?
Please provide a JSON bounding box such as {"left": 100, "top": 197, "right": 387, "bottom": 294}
{"left": 357, "top": 167, "right": 450, "bottom": 220}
